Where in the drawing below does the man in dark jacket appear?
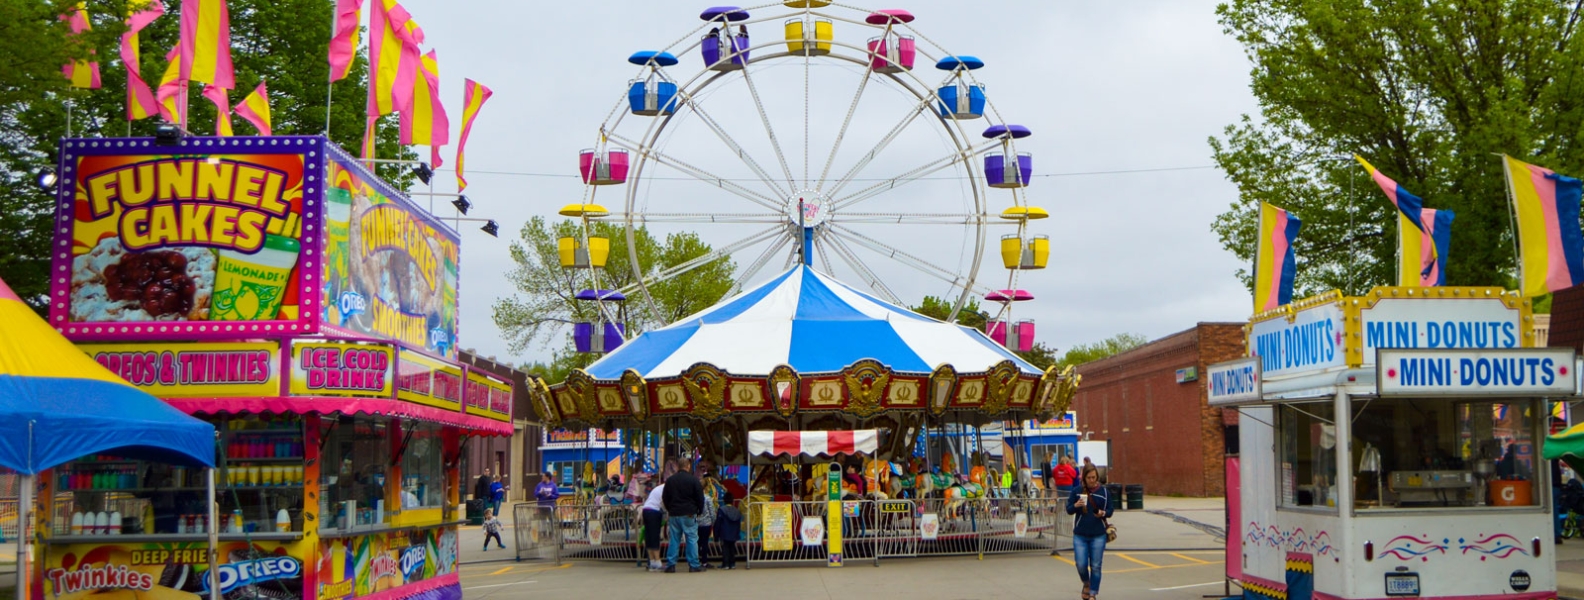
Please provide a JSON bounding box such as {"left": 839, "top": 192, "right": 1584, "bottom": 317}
{"left": 661, "top": 460, "right": 706, "bottom": 573}
{"left": 474, "top": 470, "right": 493, "bottom": 502}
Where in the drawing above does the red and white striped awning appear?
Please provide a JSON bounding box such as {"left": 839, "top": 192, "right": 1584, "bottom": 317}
{"left": 748, "top": 430, "right": 879, "bottom": 457}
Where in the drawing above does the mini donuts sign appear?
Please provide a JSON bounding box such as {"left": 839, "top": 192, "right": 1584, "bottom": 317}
{"left": 49, "top": 137, "right": 325, "bottom": 341}
{"left": 290, "top": 341, "right": 395, "bottom": 398}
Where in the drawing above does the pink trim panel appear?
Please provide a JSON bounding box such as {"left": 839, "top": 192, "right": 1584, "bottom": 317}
{"left": 1313, "top": 591, "right": 1554, "bottom": 600}
{"left": 165, "top": 397, "right": 512, "bottom": 435}
{"left": 361, "top": 573, "right": 459, "bottom": 600}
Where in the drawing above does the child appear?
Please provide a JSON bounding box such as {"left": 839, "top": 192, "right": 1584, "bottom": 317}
{"left": 482, "top": 508, "right": 505, "bottom": 550}
{"left": 715, "top": 491, "right": 741, "bottom": 569}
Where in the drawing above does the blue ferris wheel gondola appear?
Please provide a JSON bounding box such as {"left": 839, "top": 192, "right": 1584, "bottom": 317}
{"left": 934, "top": 55, "right": 985, "bottom": 71}
{"left": 627, "top": 51, "right": 681, "bottom": 116}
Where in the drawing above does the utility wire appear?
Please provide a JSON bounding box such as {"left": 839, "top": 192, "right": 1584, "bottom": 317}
{"left": 435, "top": 164, "right": 1219, "bottom": 181}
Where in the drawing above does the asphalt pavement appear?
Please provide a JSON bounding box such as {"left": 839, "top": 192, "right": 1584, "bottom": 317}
{"left": 456, "top": 497, "right": 1236, "bottom": 600}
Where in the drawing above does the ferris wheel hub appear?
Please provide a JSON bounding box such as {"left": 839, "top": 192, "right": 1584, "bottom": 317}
{"left": 787, "top": 188, "right": 832, "bottom": 228}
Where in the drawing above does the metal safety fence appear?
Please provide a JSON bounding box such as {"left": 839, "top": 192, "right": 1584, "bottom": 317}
{"left": 531, "top": 496, "right": 1066, "bottom": 568}
{"left": 510, "top": 503, "right": 560, "bottom": 563}
{"left": 554, "top": 503, "right": 644, "bottom": 563}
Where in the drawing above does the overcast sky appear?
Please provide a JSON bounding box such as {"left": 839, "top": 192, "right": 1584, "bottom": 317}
{"left": 397, "top": 0, "right": 1260, "bottom": 367}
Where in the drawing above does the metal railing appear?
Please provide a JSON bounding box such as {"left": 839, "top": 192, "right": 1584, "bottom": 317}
{"left": 531, "top": 496, "right": 1067, "bottom": 567}
{"left": 554, "top": 503, "right": 644, "bottom": 563}
{"left": 510, "top": 503, "right": 560, "bottom": 563}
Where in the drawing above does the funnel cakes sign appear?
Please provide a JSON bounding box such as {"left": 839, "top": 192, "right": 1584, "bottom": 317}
{"left": 49, "top": 137, "right": 323, "bottom": 340}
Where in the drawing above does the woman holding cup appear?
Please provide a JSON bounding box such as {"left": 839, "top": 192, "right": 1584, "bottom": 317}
{"left": 1067, "top": 465, "right": 1113, "bottom": 600}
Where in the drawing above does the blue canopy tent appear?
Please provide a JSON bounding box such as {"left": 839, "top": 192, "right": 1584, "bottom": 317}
{"left": 0, "top": 276, "right": 216, "bottom": 600}
{"left": 586, "top": 265, "right": 1042, "bottom": 379}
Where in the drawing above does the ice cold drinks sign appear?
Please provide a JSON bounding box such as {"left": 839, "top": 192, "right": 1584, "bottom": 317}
{"left": 290, "top": 341, "right": 395, "bottom": 398}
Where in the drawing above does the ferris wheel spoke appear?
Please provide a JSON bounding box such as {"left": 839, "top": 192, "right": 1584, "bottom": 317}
{"left": 821, "top": 96, "right": 933, "bottom": 199}
{"left": 605, "top": 131, "right": 784, "bottom": 211}
{"left": 604, "top": 211, "right": 786, "bottom": 224}
{"left": 827, "top": 224, "right": 996, "bottom": 296}
{"left": 737, "top": 56, "right": 800, "bottom": 192}
{"left": 830, "top": 212, "right": 1007, "bottom": 225}
{"left": 822, "top": 229, "right": 903, "bottom": 304}
{"left": 814, "top": 229, "right": 837, "bottom": 277}
{"left": 814, "top": 67, "right": 873, "bottom": 194}
{"left": 830, "top": 138, "right": 1001, "bottom": 212}
{"left": 687, "top": 102, "right": 793, "bottom": 200}
{"left": 615, "top": 224, "right": 786, "bottom": 297}
{"left": 729, "top": 229, "right": 795, "bottom": 295}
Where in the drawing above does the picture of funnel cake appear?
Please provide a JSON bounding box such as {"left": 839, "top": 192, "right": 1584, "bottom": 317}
{"left": 71, "top": 238, "right": 215, "bottom": 322}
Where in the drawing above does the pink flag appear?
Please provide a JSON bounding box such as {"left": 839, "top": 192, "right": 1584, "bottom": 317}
{"left": 367, "top": 0, "right": 424, "bottom": 116}
{"left": 234, "top": 81, "right": 271, "bottom": 135}
{"left": 121, "top": 1, "right": 165, "bottom": 120}
{"left": 61, "top": 5, "right": 101, "bottom": 89}
{"left": 202, "top": 84, "right": 233, "bottom": 136}
{"left": 455, "top": 79, "right": 493, "bottom": 191}
{"left": 179, "top": 0, "right": 234, "bottom": 88}
{"left": 156, "top": 43, "right": 185, "bottom": 124}
{"left": 328, "top": 0, "right": 362, "bottom": 82}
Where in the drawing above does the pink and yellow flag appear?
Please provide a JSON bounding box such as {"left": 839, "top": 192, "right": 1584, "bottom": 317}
{"left": 1253, "top": 203, "right": 1302, "bottom": 313}
{"left": 400, "top": 50, "right": 448, "bottom": 168}
{"left": 361, "top": 114, "right": 378, "bottom": 159}
{"left": 235, "top": 81, "right": 271, "bottom": 135}
{"left": 202, "top": 84, "right": 232, "bottom": 136}
{"left": 156, "top": 44, "right": 185, "bottom": 124}
{"left": 455, "top": 79, "right": 493, "bottom": 191}
{"left": 179, "top": 0, "right": 234, "bottom": 88}
{"left": 1503, "top": 155, "right": 1584, "bottom": 296}
{"left": 328, "top": 0, "right": 362, "bottom": 82}
{"left": 367, "top": 0, "right": 423, "bottom": 116}
{"left": 120, "top": 1, "right": 164, "bottom": 120}
{"left": 61, "top": 4, "right": 101, "bottom": 89}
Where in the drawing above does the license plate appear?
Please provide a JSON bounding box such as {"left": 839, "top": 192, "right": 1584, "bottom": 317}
{"left": 1385, "top": 573, "right": 1420, "bottom": 597}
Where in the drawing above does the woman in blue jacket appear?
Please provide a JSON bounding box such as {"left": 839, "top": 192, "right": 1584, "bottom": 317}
{"left": 1067, "top": 465, "right": 1112, "bottom": 600}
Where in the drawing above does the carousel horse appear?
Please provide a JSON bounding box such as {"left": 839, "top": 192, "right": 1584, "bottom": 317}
{"left": 887, "top": 459, "right": 923, "bottom": 499}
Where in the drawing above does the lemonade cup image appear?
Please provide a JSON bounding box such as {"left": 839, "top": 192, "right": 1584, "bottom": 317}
{"left": 211, "top": 234, "right": 301, "bottom": 321}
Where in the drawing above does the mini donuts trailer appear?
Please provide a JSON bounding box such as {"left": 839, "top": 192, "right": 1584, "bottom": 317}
{"left": 36, "top": 135, "right": 513, "bottom": 600}
{"left": 1211, "top": 287, "right": 1580, "bottom": 600}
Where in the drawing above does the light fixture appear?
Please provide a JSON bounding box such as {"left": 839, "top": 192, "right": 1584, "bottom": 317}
{"left": 413, "top": 163, "right": 433, "bottom": 185}
{"left": 34, "top": 168, "right": 58, "bottom": 192}
{"left": 451, "top": 195, "right": 471, "bottom": 215}
{"left": 154, "top": 123, "right": 184, "bottom": 147}
{"left": 480, "top": 220, "right": 499, "bottom": 237}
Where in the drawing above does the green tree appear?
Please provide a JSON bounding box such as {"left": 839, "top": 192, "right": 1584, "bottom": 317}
{"left": 1211, "top": 0, "right": 1584, "bottom": 298}
{"left": 910, "top": 294, "right": 988, "bottom": 330}
{"left": 0, "top": 0, "right": 408, "bottom": 311}
{"left": 492, "top": 217, "right": 738, "bottom": 358}
{"left": 1014, "top": 342, "right": 1059, "bottom": 371}
{"left": 1057, "top": 333, "right": 1148, "bottom": 369}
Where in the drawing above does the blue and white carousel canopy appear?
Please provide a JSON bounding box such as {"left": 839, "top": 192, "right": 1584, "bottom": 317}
{"left": 584, "top": 266, "right": 1041, "bottom": 380}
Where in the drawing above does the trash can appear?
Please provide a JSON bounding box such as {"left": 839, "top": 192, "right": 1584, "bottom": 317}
{"left": 1106, "top": 483, "right": 1124, "bottom": 510}
{"left": 1125, "top": 484, "right": 1144, "bottom": 510}
{"left": 466, "top": 499, "right": 486, "bottom": 525}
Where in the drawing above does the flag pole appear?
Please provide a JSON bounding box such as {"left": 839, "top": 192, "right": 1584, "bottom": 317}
{"left": 1496, "top": 154, "right": 1524, "bottom": 293}
{"left": 323, "top": 0, "right": 335, "bottom": 134}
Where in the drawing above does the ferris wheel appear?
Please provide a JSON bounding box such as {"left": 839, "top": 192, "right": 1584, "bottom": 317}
{"left": 557, "top": 1, "right": 1049, "bottom": 354}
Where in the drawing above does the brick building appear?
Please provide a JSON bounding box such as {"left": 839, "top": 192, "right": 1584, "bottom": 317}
{"left": 457, "top": 351, "right": 544, "bottom": 503}
{"left": 1069, "top": 323, "right": 1245, "bottom": 497}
